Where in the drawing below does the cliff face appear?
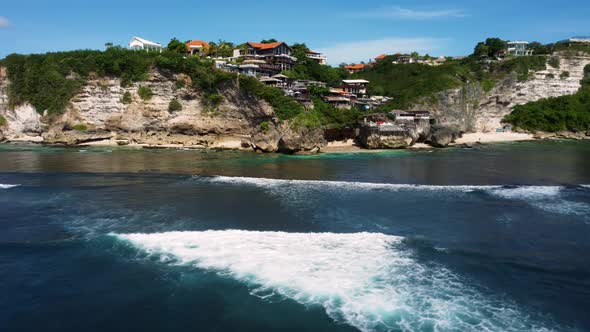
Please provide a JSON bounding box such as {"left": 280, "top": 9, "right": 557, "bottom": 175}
{"left": 0, "top": 69, "right": 274, "bottom": 147}
{"left": 412, "top": 53, "right": 590, "bottom": 132}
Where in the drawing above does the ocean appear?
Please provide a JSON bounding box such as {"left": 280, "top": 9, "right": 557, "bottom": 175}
{"left": 1, "top": 141, "right": 589, "bottom": 331}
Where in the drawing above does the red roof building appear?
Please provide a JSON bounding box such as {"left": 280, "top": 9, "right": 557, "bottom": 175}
{"left": 186, "top": 40, "right": 210, "bottom": 55}
{"left": 344, "top": 63, "right": 366, "bottom": 74}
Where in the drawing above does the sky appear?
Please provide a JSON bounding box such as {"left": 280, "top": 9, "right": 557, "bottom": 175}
{"left": 1, "top": 0, "right": 589, "bottom": 64}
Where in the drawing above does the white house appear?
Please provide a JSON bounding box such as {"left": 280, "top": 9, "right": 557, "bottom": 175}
{"left": 128, "top": 37, "right": 163, "bottom": 52}
{"left": 507, "top": 41, "right": 533, "bottom": 56}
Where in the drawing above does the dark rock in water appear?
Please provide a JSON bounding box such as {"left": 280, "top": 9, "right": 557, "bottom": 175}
{"left": 278, "top": 127, "right": 327, "bottom": 154}
{"left": 429, "top": 126, "right": 461, "bottom": 148}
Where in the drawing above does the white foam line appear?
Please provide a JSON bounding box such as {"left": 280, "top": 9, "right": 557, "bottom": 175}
{"left": 0, "top": 184, "right": 21, "bottom": 189}
{"left": 113, "top": 230, "right": 559, "bottom": 332}
{"left": 197, "top": 176, "right": 503, "bottom": 192}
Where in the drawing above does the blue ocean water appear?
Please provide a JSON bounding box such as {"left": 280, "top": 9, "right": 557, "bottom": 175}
{"left": 1, "top": 141, "right": 589, "bottom": 331}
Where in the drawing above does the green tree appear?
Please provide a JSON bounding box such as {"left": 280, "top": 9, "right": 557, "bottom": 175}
{"left": 474, "top": 42, "right": 490, "bottom": 57}
{"left": 260, "top": 38, "right": 278, "bottom": 44}
{"left": 167, "top": 38, "right": 187, "bottom": 53}
{"left": 485, "top": 38, "right": 507, "bottom": 57}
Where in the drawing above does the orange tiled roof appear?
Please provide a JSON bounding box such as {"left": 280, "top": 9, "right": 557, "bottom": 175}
{"left": 345, "top": 64, "right": 366, "bottom": 70}
{"left": 248, "top": 41, "right": 286, "bottom": 50}
{"left": 186, "top": 40, "right": 210, "bottom": 49}
{"left": 375, "top": 54, "right": 387, "bottom": 60}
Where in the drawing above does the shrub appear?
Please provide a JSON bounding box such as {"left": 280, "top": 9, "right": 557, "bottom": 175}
{"left": 205, "top": 93, "right": 223, "bottom": 107}
{"left": 72, "top": 124, "right": 88, "bottom": 131}
{"left": 0, "top": 115, "right": 6, "bottom": 127}
{"left": 259, "top": 121, "right": 270, "bottom": 132}
{"left": 546, "top": 73, "right": 555, "bottom": 79}
{"left": 168, "top": 99, "right": 182, "bottom": 112}
{"left": 138, "top": 86, "right": 153, "bottom": 100}
{"left": 120, "top": 91, "right": 132, "bottom": 104}
{"left": 560, "top": 71, "right": 570, "bottom": 79}
{"left": 548, "top": 57, "right": 560, "bottom": 69}
{"left": 175, "top": 80, "right": 185, "bottom": 89}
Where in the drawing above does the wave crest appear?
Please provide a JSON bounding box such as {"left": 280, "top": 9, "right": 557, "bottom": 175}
{"left": 113, "top": 230, "right": 560, "bottom": 331}
{"left": 0, "top": 184, "right": 21, "bottom": 189}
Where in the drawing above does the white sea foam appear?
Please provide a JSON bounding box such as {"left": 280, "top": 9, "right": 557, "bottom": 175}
{"left": 114, "top": 230, "right": 557, "bottom": 331}
{"left": 0, "top": 184, "right": 20, "bottom": 189}
{"left": 487, "top": 186, "right": 562, "bottom": 200}
{"left": 198, "top": 176, "right": 590, "bottom": 218}
{"left": 199, "top": 175, "right": 500, "bottom": 192}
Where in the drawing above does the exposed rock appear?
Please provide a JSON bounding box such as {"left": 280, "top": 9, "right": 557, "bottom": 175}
{"left": 250, "top": 126, "right": 281, "bottom": 153}
{"left": 358, "top": 126, "right": 416, "bottom": 149}
{"left": 278, "top": 127, "right": 327, "bottom": 154}
{"left": 412, "top": 53, "right": 590, "bottom": 132}
{"left": 428, "top": 126, "right": 461, "bottom": 148}
{"left": 43, "top": 130, "right": 114, "bottom": 145}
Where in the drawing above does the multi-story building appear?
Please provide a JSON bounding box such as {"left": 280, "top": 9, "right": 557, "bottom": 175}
{"left": 245, "top": 41, "right": 297, "bottom": 73}
{"left": 306, "top": 50, "right": 328, "bottom": 65}
{"left": 507, "top": 41, "right": 533, "bottom": 56}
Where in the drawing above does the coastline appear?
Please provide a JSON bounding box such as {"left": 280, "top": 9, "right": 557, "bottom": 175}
{"left": 2, "top": 131, "right": 588, "bottom": 154}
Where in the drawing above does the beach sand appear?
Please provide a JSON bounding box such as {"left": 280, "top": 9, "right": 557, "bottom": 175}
{"left": 453, "top": 132, "right": 534, "bottom": 144}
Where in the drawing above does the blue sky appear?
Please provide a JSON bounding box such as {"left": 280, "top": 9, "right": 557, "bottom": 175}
{"left": 1, "top": 0, "right": 588, "bottom": 64}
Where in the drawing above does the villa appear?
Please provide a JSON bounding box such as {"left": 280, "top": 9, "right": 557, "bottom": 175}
{"left": 244, "top": 41, "right": 297, "bottom": 73}
{"left": 507, "top": 41, "right": 533, "bottom": 56}
{"left": 186, "top": 40, "right": 210, "bottom": 56}
{"left": 375, "top": 54, "right": 387, "bottom": 61}
{"left": 344, "top": 63, "right": 366, "bottom": 74}
{"left": 306, "top": 50, "right": 328, "bottom": 65}
{"left": 342, "top": 79, "right": 370, "bottom": 97}
{"left": 128, "top": 37, "right": 163, "bottom": 52}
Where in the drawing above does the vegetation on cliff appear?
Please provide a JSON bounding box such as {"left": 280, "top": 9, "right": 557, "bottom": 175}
{"left": 355, "top": 53, "right": 547, "bottom": 110}
{"left": 503, "top": 65, "right": 590, "bottom": 132}
{"left": 1, "top": 48, "right": 306, "bottom": 122}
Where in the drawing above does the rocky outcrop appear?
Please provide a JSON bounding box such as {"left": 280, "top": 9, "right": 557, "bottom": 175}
{"left": 412, "top": 53, "right": 590, "bottom": 132}
{"left": 358, "top": 125, "right": 417, "bottom": 149}
{"left": 427, "top": 126, "right": 461, "bottom": 147}
{"left": 278, "top": 127, "right": 326, "bottom": 154}
{"left": 250, "top": 123, "right": 327, "bottom": 154}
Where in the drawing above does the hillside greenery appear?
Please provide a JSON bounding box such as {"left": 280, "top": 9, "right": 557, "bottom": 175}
{"left": 1, "top": 48, "right": 304, "bottom": 121}
{"left": 503, "top": 65, "right": 590, "bottom": 132}
{"left": 283, "top": 43, "right": 349, "bottom": 86}
{"left": 353, "top": 54, "right": 547, "bottom": 110}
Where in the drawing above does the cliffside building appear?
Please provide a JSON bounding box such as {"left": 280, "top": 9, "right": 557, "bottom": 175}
{"left": 507, "top": 41, "right": 533, "bottom": 56}
{"left": 245, "top": 41, "right": 297, "bottom": 73}
{"left": 344, "top": 63, "right": 365, "bottom": 74}
{"left": 128, "top": 37, "right": 163, "bottom": 52}
{"left": 306, "top": 50, "right": 328, "bottom": 65}
{"left": 186, "top": 40, "right": 210, "bottom": 56}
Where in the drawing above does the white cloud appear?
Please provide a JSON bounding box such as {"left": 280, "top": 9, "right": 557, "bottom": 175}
{"left": 0, "top": 17, "right": 10, "bottom": 28}
{"left": 355, "top": 6, "right": 467, "bottom": 20}
{"left": 317, "top": 37, "right": 447, "bottom": 65}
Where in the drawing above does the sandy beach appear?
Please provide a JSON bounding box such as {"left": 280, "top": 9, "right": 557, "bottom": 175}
{"left": 453, "top": 132, "right": 534, "bottom": 144}
{"left": 322, "top": 132, "right": 535, "bottom": 153}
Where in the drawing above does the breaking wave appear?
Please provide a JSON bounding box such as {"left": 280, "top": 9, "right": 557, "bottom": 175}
{"left": 0, "top": 184, "right": 21, "bottom": 189}
{"left": 192, "top": 176, "right": 590, "bottom": 218}
{"left": 113, "top": 230, "right": 562, "bottom": 332}
{"left": 194, "top": 175, "right": 502, "bottom": 192}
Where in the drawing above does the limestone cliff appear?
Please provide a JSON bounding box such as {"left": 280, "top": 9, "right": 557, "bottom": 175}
{"left": 411, "top": 53, "right": 590, "bottom": 132}
{"left": 0, "top": 68, "right": 274, "bottom": 148}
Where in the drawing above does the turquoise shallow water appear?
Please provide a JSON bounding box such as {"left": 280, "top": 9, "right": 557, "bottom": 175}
{"left": 1, "top": 141, "right": 590, "bottom": 331}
